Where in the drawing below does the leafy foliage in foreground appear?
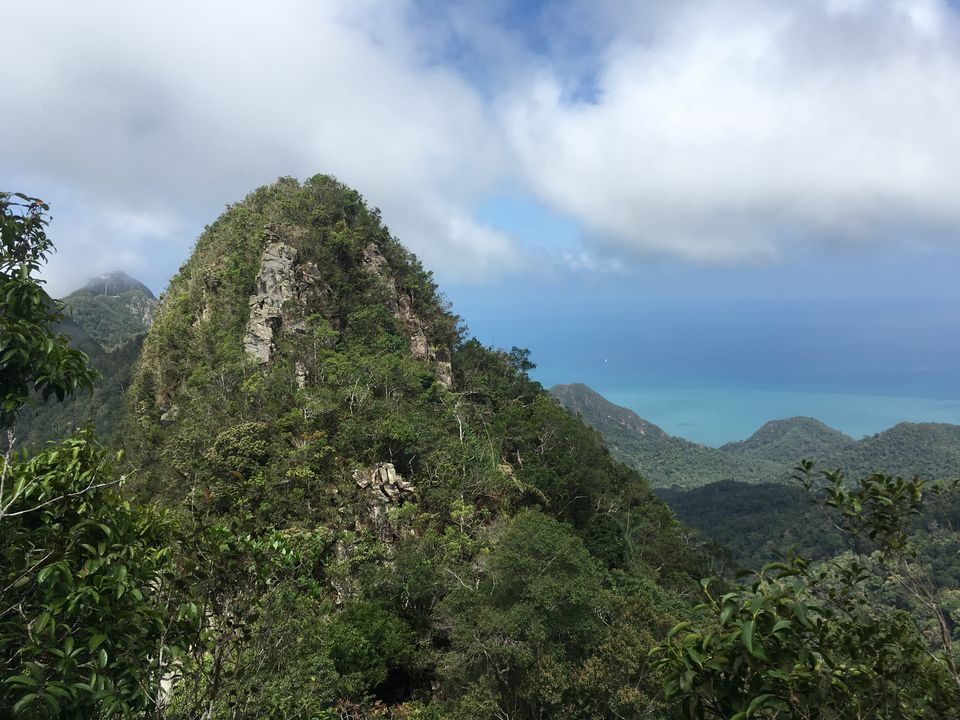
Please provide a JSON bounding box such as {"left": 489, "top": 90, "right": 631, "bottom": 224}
{"left": 9, "top": 334, "right": 145, "bottom": 451}
{"left": 657, "top": 465, "right": 960, "bottom": 719}
{"left": 0, "top": 192, "right": 97, "bottom": 430}
{"left": 1, "top": 194, "right": 195, "bottom": 718}
{"left": 1, "top": 435, "right": 197, "bottom": 717}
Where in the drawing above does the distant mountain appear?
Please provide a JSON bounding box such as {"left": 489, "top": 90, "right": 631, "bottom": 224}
{"left": 721, "top": 417, "right": 854, "bottom": 464}
{"left": 551, "top": 383, "right": 960, "bottom": 488}
{"left": 53, "top": 313, "right": 107, "bottom": 361}
{"left": 550, "top": 383, "right": 785, "bottom": 487}
{"left": 6, "top": 272, "right": 153, "bottom": 450}
{"left": 76, "top": 271, "right": 154, "bottom": 298}
{"left": 63, "top": 271, "right": 156, "bottom": 351}
{"left": 834, "top": 422, "right": 960, "bottom": 480}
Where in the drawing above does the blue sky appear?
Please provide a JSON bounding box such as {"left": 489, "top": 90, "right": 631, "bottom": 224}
{"left": 2, "top": 0, "right": 960, "bottom": 442}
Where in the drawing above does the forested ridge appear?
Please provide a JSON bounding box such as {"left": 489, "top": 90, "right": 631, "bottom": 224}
{"left": 552, "top": 382, "right": 960, "bottom": 488}
{"left": 2, "top": 183, "right": 958, "bottom": 719}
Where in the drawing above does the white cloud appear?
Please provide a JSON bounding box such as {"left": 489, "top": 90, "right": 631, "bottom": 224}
{"left": 500, "top": 0, "right": 960, "bottom": 264}
{"left": 1, "top": 0, "right": 514, "bottom": 293}
{"left": 3, "top": 0, "right": 960, "bottom": 293}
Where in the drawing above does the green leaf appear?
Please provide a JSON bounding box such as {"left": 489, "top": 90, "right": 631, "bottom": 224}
{"left": 686, "top": 645, "right": 704, "bottom": 666}
{"left": 4, "top": 675, "right": 38, "bottom": 688}
{"left": 36, "top": 565, "right": 54, "bottom": 583}
{"left": 667, "top": 621, "right": 691, "bottom": 639}
{"left": 720, "top": 602, "right": 737, "bottom": 625}
{"left": 771, "top": 619, "right": 792, "bottom": 635}
{"left": 742, "top": 620, "right": 755, "bottom": 655}
{"left": 13, "top": 693, "right": 39, "bottom": 715}
{"left": 746, "top": 694, "right": 776, "bottom": 717}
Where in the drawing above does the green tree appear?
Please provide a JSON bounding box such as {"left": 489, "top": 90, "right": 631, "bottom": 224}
{"left": 0, "top": 193, "right": 196, "bottom": 718}
{"left": 656, "top": 463, "right": 960, "bottom": 719}
{"left": 1, "top": 192, "right": 97, "bottom": 435}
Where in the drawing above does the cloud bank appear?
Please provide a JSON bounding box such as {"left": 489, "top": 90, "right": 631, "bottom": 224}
{"left": 504, "top": 0, "right": 960, "bottom": 263}
{"left": 2, "top": 0, "right": 960, "bottom": 292}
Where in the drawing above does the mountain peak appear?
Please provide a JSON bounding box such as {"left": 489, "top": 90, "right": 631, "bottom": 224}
{"left": 74, "top": 271, "right": 156, "bottom": 300}
{"left": 62, "top": 272, "right": 157, "bottom": 352}
{"left": 550, "top": 383, "right": 666, "bottom": 437}
{"left": 130, "top": 174, "right": 461, "bottom": 430}
{"left": 721, "top": 416, "right": 854, "bottom": 464}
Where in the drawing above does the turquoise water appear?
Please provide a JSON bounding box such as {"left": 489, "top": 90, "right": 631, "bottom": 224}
{"left": 599, "top": 386, "right": 960, "bottom": 448}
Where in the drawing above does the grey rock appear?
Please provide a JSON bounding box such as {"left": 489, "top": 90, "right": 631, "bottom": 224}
{"left": 243, "top": 241, "right": 298, "bottom": 363}
{"left": 242, "top": 233, "right": 326, "bottom": 364}
{"left": 360, "top": 243, "right": 454, "bottom": 389}
{"left": 353, "top": 462, "right": 416, "bottom": 543}
{"left": 159, "top": 405, "right": 180, "bottom": 424}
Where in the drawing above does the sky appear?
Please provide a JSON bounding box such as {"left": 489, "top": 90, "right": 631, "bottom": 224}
{"left": 3, "top": 0, "right": 960, "bottom": 443}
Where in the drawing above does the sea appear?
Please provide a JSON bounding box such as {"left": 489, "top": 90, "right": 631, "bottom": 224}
{"left": 449, "top": 285, "right": 960, "bottom": 449}
{"left": 593, "top": 385, "right": 960, "bottom": 448}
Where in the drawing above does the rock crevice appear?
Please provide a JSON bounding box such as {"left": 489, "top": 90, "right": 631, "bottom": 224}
{"left": 243, "top": 230, "right": 324, "bottom": 363}
{"left": 361, "top": 243, "right": 453, "bottom": 388}
{"left": 353, "top": 463, "right": 416, "bottom": 543}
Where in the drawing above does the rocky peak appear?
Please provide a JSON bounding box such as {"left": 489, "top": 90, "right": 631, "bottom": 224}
{"left": 62, "top": 271, "right": 158, "bottom": 352}
{"left": 360, "top": 242, "right": 453, "bottom": 388}
{"left": 242, "top": 230, "right": 324, "bottom": 364}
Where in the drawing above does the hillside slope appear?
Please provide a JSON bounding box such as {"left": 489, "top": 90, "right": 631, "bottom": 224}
{"left": 832, "top": 422, "right": 960, "bottom": 479}
{"left": 721, "top": 416, "right": 854, "bottom": 464}
{"left": 121, "top": 175, "right": 700, "bottom": 718}
{"left": 550, "top": 383, "right": 785, "bottom": 487}
{"left": 553, "top": 383, "right": 960, "bottom": 488}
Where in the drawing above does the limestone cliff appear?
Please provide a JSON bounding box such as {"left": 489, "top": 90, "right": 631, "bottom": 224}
{"left": 242, "top": 231, "right": 326, "bottom": 364}
{"left": 359, "top": 242, "right": 452, "bottom": 388}
{"left": 128, "top": 175, "right": 461, "bottom": 486}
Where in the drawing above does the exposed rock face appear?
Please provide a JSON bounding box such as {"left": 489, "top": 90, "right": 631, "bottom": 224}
{"left": 135, "top": 295, "right": 156, "bottom": 329}
{"left": 243, "top": 232, "right": 325, "bottom": 364}
{"left": 243, "top": 241, "right": 298, "bottom": 363}
{"left": 243, "top": 234, "right": 451, "bottom": 385}
{"left": 353, "top": 462, "right": 416, "bottom": 543}
{"left": 433, "top": 354, "right": 454, "bottom": 390}
{"left": 360, "top": 242, "right": 398, "bottom": 313}
{"left": 360, "top": 242, "right": 453, "bottom": 388}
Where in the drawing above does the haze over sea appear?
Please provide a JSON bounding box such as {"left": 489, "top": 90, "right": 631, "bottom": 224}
{"left": 452, "top": 286, "right": 960, "bottom": 449}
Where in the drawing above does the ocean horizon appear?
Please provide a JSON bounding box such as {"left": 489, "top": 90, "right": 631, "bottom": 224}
{"left": 596, "top": 386, "right": 960, "bottom": 448}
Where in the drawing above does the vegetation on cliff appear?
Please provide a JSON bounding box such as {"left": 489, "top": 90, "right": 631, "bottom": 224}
{"left": 553, "top": 383, "right": 960, "bottom": 488}
{"left": 119, "top": 176, "right": 700, "bottom": 718}
{"left": 4, "top": 182, "right": 958, "bottom": 719}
